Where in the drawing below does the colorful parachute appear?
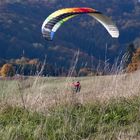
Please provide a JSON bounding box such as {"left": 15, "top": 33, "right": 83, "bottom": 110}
{"left": 41, "top": 7, "right": 119, "bottom": 40}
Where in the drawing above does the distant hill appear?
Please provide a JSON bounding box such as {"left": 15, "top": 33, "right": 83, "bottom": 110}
{"left": 0, "top": 0, "right": 140, "bottom": 71}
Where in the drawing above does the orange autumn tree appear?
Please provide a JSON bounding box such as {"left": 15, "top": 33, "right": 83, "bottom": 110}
{"left": 0, "top": 67, "right": 1, "bottom": 76}
{"left": 0, "top": 64, "right": 15, "bottom": 77}
{"left": 127, "top": 48, "right": 140, "bottom": 73}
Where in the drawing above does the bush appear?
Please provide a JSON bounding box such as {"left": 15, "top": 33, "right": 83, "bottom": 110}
{"left": 0, "top": 64, "right": 15, "bottom": 77}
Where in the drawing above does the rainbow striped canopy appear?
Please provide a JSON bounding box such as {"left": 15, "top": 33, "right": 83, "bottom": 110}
{"left": 42, "top": 7, "right": 119, "bottom": 40}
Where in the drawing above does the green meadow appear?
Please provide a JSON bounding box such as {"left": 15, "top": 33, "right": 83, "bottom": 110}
{"left": 1, "top": 72, "right": 140, "bottom": 140}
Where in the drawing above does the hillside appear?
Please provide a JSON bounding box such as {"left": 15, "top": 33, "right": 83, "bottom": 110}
{"left": 1, "top": 97, "right": 140, "bottom": 139}
{"left": 0, "top": 0, "right": 140, "bottom": 70}
{"left": 1, "top": 71, "right": 140, "bottom": 109}
{"left": 1, "top": 71, "right": 140, "bottom": 139}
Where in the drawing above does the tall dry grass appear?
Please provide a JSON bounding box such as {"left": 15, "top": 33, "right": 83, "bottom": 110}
{"left": 1, "top": 54, "right": 140, "bottom": 139}
{"left": 0, "top": 69, "right": 140, "bottom": 113}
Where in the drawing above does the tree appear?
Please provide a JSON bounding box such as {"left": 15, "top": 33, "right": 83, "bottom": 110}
{"left": 127, "top": 48, "right": 140, "bottom": 72}
{"left": 123, "top": 43, "right": 136, "bottom": 69}
{"left": 0, "top": 64, "right": 15, "bottom": 77}
{"left": 78, "top": 68, "right": 96, "bottom": 76}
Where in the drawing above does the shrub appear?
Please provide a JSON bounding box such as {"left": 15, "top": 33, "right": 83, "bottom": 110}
{"left": 0, "top": 64, "right": 15, "bottom": 77}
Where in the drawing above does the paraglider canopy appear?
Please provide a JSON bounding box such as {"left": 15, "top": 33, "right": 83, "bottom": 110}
{"left": 41, "top": 7, "right": 119, "bottom": 41}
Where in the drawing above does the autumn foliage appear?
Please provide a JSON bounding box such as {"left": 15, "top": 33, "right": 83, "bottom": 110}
{"left": 127, "top": 48, "right": 140, "bottom": 73}
{"left": 0, "top": 64, "right": 15, "bottom": 77}
{"left": 78, "top": 68, "right": 96, "bottom": 76}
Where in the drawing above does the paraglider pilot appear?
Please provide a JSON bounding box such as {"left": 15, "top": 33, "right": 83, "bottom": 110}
{"left": 72, "top": 81, "right": 81, "bottom": 93}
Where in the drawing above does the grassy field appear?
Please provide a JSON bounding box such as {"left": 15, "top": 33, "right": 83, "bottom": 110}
{"left": 1, "top": 72, "right": 140, "bottom": 139}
